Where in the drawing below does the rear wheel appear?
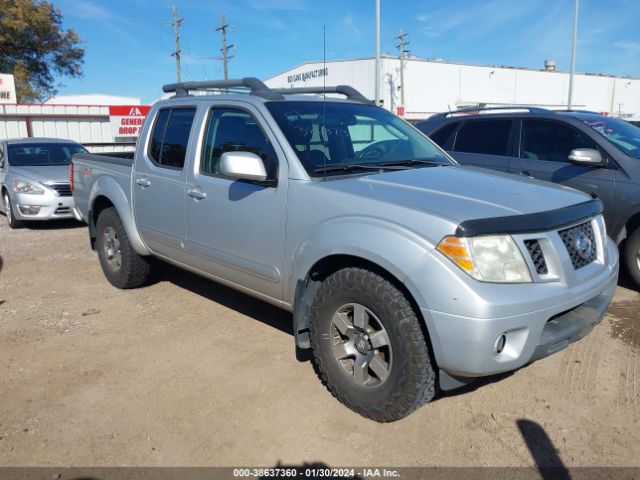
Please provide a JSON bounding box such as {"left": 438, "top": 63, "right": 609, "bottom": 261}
{"left": 309, "top": 267, "right": 436, "bottom": 422}
{"left": 95, "top": 207, "right": 151, "bottom": 288}
{"left": 623, "top": 228, "right": 640, "bottom": 290}
{"left": 3, "top": 191, "right": 24, "bottom": 229}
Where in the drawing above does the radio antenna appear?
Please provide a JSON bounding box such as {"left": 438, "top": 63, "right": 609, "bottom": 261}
{"left": 322, "top": 24, "right": 327, "bottom": 181}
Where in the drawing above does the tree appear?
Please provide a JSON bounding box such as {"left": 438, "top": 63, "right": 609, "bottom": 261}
{"left": 0, "top": 0, "right": 84, "bottom": 102}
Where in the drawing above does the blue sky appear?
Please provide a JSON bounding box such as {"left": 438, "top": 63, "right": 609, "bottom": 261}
{"left": 51, "top": 0, "right": 640, "bottom": 103}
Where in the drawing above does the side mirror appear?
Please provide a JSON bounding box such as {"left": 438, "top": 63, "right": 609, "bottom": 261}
{"left": 219, "top": 151, "right": 268, "bottom": 182}
{"left": 568, "top": 148, "right": 604, "bottom": 167}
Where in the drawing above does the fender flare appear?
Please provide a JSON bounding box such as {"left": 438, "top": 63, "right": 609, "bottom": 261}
{"left": 89, "top": 176, "right": 150, "bottom": 256}
{"left": 288, "top": 217, "right": 435, "bottom": 348}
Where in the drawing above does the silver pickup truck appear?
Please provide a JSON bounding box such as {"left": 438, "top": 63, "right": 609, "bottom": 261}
{"left": 72, "top": 78, "right": 619, "bottom": 422}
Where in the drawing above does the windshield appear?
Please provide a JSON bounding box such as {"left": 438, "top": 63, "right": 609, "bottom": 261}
{"left": 7, "top": 143, "right": 88, "bottom": 167}
{"left": 581, "top": 117, "right": 640, "bottom": 159}
{"left": 266, "top": 101, "right": 452, "bottom": 177}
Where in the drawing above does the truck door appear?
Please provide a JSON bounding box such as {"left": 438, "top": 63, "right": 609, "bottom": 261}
{"left": 509, "top": 119, "right": 616, "bottom": 219}
{"left": 184, "top": 104, "right": 287, "bottom": 300}
{"left": 133, "top": 106, "right": 196, "bottom": 261}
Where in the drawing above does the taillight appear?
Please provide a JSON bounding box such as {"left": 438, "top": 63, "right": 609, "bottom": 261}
{"left": 70, "top": 160, "right": 74, "bottom": 193}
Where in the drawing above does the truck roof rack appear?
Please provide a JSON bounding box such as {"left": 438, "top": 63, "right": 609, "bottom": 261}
{"left": 162, "top": 77, "right": 284, "bottom": 100}
{"left": 272, "top": 86, "right": 372, "bottom": 104}
{"left": 434, "top": 106, "right": 551, "bottom": 118}
{"left": 554, "top": 109, "right": 598, "bottom": 114}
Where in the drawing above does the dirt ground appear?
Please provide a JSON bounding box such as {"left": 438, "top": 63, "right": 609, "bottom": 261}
{"left": 0, "top": 218, "right": 639, "bottom": 468}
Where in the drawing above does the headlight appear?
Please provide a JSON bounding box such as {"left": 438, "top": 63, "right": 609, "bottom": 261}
{"left": 12, "top": 179, "right": 45, "bottom": 195}
{"left": 437, "top": 235, "right": 532, "bottom": 283}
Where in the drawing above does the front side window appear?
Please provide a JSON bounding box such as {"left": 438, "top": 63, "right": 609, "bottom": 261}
{"left": 581, "top": 116, "right": 640, "bottom": 159}
{"left": 453, "top": 120, "right": 512, "bottom": 156}
{"left": 7, "top": 143, "right": 87, "bottom": 166}
{"left": 201, "top": 108, "right": 277, "bottom": 178}
{"left": 520, "top": 120, "right": 596, "bottom": 162}
{"left": 148, "top": 107, "right": 196, "bottom": 169}
{"left": 266, "top": 101, "right": 451, "bottom": 177}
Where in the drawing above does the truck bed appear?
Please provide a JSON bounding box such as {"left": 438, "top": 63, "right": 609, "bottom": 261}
{"left": 72, "top": 152, "right": 133, "bottom": 223}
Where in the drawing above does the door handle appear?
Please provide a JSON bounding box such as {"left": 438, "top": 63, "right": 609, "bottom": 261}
{"left": 186, "top": 186, "right": 207, "bottom": 200}
{"left": 135, "top": 177, "right": 151, "bottom": 187}
{"left": 519, "top": 170, "right": 534, "bottom": 178}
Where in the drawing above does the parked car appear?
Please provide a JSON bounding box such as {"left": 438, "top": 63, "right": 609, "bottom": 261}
{"left": 417, "top": 107, "right": 640, "bottom": 288}
{"left": 72, "top": 79, "right": 618, "bottom": 421}
{"left": 0, "top": 138, "right": 87, "bottom": 228}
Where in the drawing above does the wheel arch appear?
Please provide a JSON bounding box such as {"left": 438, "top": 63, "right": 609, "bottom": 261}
{"left": 88, "top": 176, "right": 149, "bottom": 255}
{"left": 292, "top": 253, "right": 434, "bottom": 357}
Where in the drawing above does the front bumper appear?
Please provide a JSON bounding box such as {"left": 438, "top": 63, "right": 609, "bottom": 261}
{"left": 419, "top": 238, "right": 619, "bottom": 379}
{"left": 11, "top": 190, "right": 75, "bottom": 221}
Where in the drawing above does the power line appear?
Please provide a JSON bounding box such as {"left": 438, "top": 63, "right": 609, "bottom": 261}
{"left": 167, "top": 5, "right": 183, "bottom": 83}
{"left": 395, "top": 29, "right": 410, "bottom": 108}
{"left": 215, "top": 13, "right": 234, "bottom": 80}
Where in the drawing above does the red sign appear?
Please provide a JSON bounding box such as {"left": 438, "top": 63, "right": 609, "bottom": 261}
{"left": 396, "top": 105, "right": 405, "bottom": 116}
{"left": 109, "top": 105, "right": 151, "bottom": 138}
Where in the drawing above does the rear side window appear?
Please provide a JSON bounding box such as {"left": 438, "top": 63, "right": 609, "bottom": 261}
{"left": 454, "top": 120, "right": 512, "bottom": 156}
{"left": 148, "top": 107, "right": 196, "bottom": 169}
{"left": 429, "top": 122, "right": 458, "bottom": 149}
{"left": 520, "top": 120, "right": 597, "bottom": 162}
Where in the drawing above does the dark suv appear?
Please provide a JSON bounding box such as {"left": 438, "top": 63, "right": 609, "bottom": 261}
{"left": 417, "top": 107, "right": 640, "bottom": 288}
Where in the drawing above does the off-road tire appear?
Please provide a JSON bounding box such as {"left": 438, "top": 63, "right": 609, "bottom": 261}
{"left": 95, "top": 207, "right": 151, "bottom": 289}
{"left": 309, "top": 267, "right": 436, "bottom": 422}
{"left": 623, "top": 228, "right": 640, "bottom": 290}
{"left": 3, "top": 191, "right": 24, "bottom": 229}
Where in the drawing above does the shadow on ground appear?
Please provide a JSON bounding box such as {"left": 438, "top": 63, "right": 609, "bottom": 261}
{"left": 23, "top": 219, "right": 85, "bottom": 230}
{"left": 517, "top": 419, "right": 570, "bottom": 480}
{"left": 152, "top": 259, "right": 294, "bottom": 339}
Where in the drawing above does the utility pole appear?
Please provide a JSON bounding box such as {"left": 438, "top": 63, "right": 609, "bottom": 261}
{"left": 374, "top": 0, "right": 380, "bottom": 106}
{"left": 168, "top": 5, "right": 183, "bottom": 83}
{"left": 567, "top": 0, "right": 579, "bottom": 109}
{"left": 216, "top": 13, "right": 234, "bottom": 80}
{"left": 395, "top": 29, "right": 409, "bottom": 107}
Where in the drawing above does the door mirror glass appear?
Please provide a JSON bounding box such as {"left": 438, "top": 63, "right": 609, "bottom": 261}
{"left": 219, "top": 151, "right": 268, "bottom": 182}
{"left": 568, "top": 148, "right": 603, "bottom": 167}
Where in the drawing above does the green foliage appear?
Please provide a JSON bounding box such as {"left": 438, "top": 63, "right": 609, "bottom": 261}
{"left": 0, "top": 0, "right": 84, "bottom": 102}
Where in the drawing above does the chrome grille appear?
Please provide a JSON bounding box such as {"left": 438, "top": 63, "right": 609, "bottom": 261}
{"left": 48, "top": 183, "right": 72, "bottom": 197}
{"left": 524, "top": 239, "right": 548, "bottom": 275}
{"left": 559, "top": 221, "right": 597, "bottom": 270}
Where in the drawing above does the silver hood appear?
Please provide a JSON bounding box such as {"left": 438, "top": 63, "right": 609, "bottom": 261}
{"left": 320, "top": 165, "right": 592, "bottom": 225}
{"left": 9, "top": 165, "right": 71, "bottom": 185}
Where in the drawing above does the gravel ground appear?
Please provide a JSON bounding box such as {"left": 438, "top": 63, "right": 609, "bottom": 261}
{"left": 0, "top": 218, "right": 639, "bottom": 468}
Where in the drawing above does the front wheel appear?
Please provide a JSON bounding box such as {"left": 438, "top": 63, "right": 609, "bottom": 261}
{"left": 309, "top": 267, "right": 436, "bottom": 422}
{"left": 3, "top": 191, "right": 24, "bottom": 229}
{"left": 623, "top": 228, "right": 640, "bottom": 290}
{"left": 95, "top": 207, "right": 151, "bottom": 289}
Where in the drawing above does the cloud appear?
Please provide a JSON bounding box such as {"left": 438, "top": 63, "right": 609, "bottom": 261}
{"left": 342, "top": 13, "right": 361, "bottom": 41}
{"left": 72, "top": 1, "right": 128, "bottom": 23}
{"left": 67, "top": 1, "right": 139, "bottom": 44}
{"left": 613, "top": 41, "right": 640, "bottom": 58}
{"left": 246, "top": 0, "right": 307, "bottom": 11}
{"left": 418, "top": 0, "right": 536, "bottom": 39}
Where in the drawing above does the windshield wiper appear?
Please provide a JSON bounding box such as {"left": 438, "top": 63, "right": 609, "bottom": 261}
{"left": 378, "top": 158, "right": 450, "bottom": 167}
{"left": 314, "top": 163, "right": 407, "bottom": 174}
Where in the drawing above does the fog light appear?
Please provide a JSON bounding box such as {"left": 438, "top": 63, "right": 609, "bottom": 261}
{"left": 494, "top": 334, "right": 507, "bottom": 354}
{"left": 18, "top": 205, "right": 41, "bottom": 215}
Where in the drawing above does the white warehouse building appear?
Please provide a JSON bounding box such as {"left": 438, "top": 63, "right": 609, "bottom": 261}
{"left": 265, "top": 55, "right": 640, "bottom": 121}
